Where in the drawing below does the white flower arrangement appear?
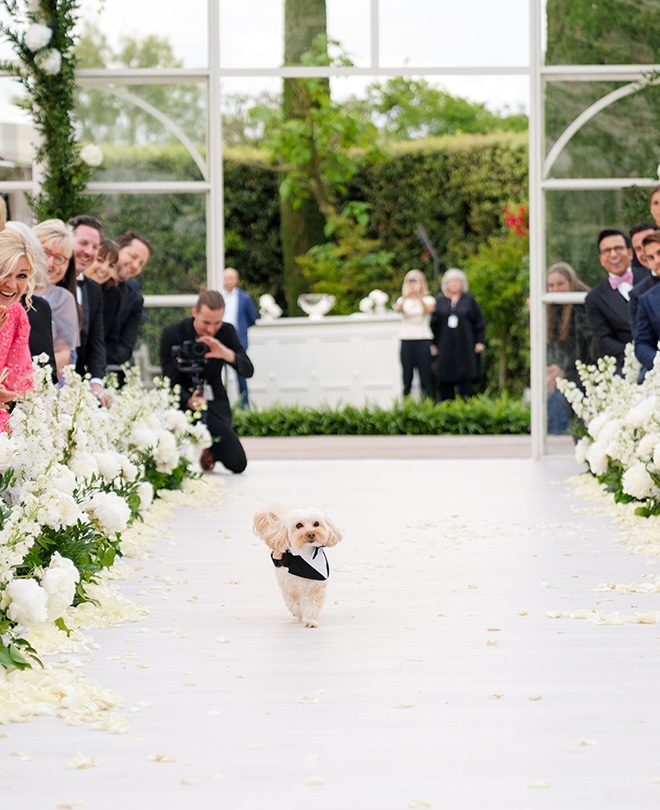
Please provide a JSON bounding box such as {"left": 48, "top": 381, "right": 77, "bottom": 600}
{"left": 258, "top": 293, "right": 282, "bottom": 320}
{"left": 0, "top": 363, "right": 211, "bottom": 671}
{"left": 558, "top": 347, "right": 660, "bottom": 516}
{"left": 357, "top": 289, "right": 390, "bottom": 315}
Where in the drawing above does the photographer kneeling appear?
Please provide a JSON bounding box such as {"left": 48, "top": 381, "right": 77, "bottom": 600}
{"left": 160, "top": 289, "right": 254, "bottom": 473}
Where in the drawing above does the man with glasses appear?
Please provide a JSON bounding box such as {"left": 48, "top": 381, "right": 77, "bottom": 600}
{"left": 585, "top": 229, "right": 650, "bottom": 373}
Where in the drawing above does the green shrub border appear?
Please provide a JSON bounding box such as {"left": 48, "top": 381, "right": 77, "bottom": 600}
{"left": 232, "top": 395, "right": 530, "bottom": 437}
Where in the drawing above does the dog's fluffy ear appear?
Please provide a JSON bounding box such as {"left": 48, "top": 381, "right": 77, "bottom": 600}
{"left": 322, "top": 515, "right": 343, "bottom": 547}
{"left": 253, "top": 510, "right": 289, "bottom": 554}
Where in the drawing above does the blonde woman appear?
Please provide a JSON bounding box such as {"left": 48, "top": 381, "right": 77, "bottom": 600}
{"left": 32, "top": 219, "right": 80, "bottom": 380}
{"left": 0, "top": 227, "right": 36, "bottom": 430}
{"left": 394, "top": 269, "right": 436, "bottom": 399}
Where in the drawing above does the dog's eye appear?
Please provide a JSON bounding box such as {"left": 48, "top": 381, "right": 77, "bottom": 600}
{"left": 296, "top": 522, "right": 303, "bottom": 529}
{"left": 313, "top": 521, "right": 320, "bottom": 527}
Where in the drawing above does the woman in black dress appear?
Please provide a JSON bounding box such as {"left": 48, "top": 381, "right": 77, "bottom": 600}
{"left": 431, "top": 268, "right": 485, "bottom": 401}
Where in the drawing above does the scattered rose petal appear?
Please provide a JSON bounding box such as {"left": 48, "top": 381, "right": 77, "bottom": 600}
{"left": 305, "top": 777, "right": 325, "bottom": 786}
{"left": 148, "top": 753, "right": 176, "bottom": 762}
{"left": 529, "top": 779, "right": 550, "bottom": 789}
{"left": 67, "top": 752, "right": 97, "bottom": 769}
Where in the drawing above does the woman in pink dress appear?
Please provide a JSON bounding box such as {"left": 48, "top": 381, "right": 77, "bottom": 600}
{"left": 0, "top": 227, "right": 37, "bottom": 432}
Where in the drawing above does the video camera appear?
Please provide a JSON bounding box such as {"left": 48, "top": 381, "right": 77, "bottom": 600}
{"left": 171, "top": 339, "right": 207, "bottom": 378}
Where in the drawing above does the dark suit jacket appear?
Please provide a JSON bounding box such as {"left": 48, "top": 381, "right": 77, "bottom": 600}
{"left": 634, "top": 282, "right": 660, "bottom": 373}
{"left": 106, "top": 281, "right": 144, "bottom": 365}
{"left": 585, "top": 267, "right": 650, "bottom": 370}
{"left": 76, "top": 276, "right": 106, "bottom": 380}
{"left": 630, "top": 274, "right": 660, "bottom": 336}
{"left": 24, "top": 296, "right": 57, "bottom": 384}
{"left": 159, "top": 317, "right": 254, "bottom": 420}
{"left": 232, "top": 289, "right": 257, "bottom": 348}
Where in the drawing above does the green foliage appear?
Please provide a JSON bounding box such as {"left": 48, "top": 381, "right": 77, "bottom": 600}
{"left": 351, "top": 76, "right": 528, "bottom": 140}
{"left": 0, "top": 638, "right": 42, "bottom": 671}
{"left": 0, "top": 0, "right": 96, "bottom": 219}
{"left": 463, "top": 208, "right": 530, "bottom": 395}
{"left": 232, "top": 395, "right": 530, "bottom": 437}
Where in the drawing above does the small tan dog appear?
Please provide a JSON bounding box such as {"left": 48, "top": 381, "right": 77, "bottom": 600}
{"left": 253, "top": 507, "right": 343, "bottom": 628}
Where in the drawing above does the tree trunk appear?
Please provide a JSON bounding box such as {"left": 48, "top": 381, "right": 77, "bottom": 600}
{"left": 281, "top": 0, "right": 327, "bottom": 315}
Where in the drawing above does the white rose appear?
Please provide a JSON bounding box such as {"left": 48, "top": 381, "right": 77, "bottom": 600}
{"left": 41, "top": 553, "right": 80, "bottom": 621}
{"left": 621, "top": 462, "right": 656, "bottom": 500}
{"left": 83, "top": 491, "right": 131, "bottom": 535}
{"left": 69, "top": 450, "right": 99, "bottom": 479}
{"left": 574, "top": 436, "right": 590, "bottom": 465}
{"left": 36, "top": 48, "right": 62, "bottom": 75}
{"left": 120, "top": 458, "right": 138, "bottom": 482}
{"left": 39, "top": 491, "right": 82, "bottom": 529}
{"left": 49, "top": 465, "right": 77, "bottom": 496}
{"left": 131, "top": 426, "right": 157, "bottom": 451}
{"left": 154, "top": 431, "right": 179, "bottom": 473}
{"left": 6, "top": 578, "right": 48, "bottom": 627}
{"left": 136, "top": 481, "right": 154, "bottom": 510}
{"left": 80, "top": 144, "right": 103, "bottom": 168}
{"left": 161, "top": 409, "right": 189, "bottom": 436}
{"left": 24, "top": 23, "right": 52, "bottom": 52}
{"left": 94, "top": 451, "right": 122, "bottom": 482}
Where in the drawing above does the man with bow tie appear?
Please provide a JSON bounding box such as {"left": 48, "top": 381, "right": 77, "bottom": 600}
{"left": 585, "top": 228, "right": 650, "bottom": 374}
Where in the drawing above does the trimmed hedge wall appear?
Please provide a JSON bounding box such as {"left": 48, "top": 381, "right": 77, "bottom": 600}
{"left": 232, "top": 395, "right": 530, "bottom": 437}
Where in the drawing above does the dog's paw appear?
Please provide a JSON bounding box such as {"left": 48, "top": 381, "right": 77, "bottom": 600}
{"left": 303, "top": 618, "right": 318, "bottom": 628}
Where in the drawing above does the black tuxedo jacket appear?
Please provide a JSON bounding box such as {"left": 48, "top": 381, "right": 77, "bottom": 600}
{"left": 159, "top": 317, "right": 254, "bottom": 420}
{"left": 106, "top": 282, "right": 144, "bottom": 366}
{"left": 585, "top": 267, "right": 650, "bottom": 370}
{"left": 630, "top": 274, "right": 660, "bottom": 336}
{"left": 24, "top": 296, "right": 57, "bottom": 384}
{"left": 76, "top": 276, "right": 106, "bottom": 380}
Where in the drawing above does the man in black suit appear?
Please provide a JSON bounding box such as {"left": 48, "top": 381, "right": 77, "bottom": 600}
{"left": 585, "top": 228, "right": 650, "bottom": 373}
{"left": 67, "top": 215, "right": 106, "bottom": 401}
{"left": 634, "top": 231, "right": 660, "bottom": 378}
{"left": 160, "top": 289, "right": 254, "bottom": 474}
{"left": 629, "top": 223, "right": 660, "bottom": 328}
{"left": 106, "top": 231, "right": 153, "bottom": 381}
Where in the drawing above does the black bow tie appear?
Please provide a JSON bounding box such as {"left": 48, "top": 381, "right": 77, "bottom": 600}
{"left": 77, "top": 278, "right": 85, "bottom": 286}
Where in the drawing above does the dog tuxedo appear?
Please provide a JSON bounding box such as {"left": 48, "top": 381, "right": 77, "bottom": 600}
{"left": 272, "top": 546, "right": 330, "bottom": 580}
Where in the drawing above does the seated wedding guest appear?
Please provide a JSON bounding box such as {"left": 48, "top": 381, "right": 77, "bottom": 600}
{"left": 67, "top": 215, "right": 106, "bottom": 402}
{"left": 0, "top": 227, "right": 37, "bottom": 431}
{"left": 106, "top": 231, "right": 152, "bottom": 376}
{"left": 431, "top": 268, "right": 485, "bottom": 401}
{"left": 160, "top": 289, "right": 253, "bottom": 474}
{"left": 633, "top": 231, "right": 660, "bottom": 379}
{"left": 394, "top": 269, "right": 435, "bottom": 399}
{"left": 585, "top": 228, "right": 650, "bottom": 373}
{"left": 32, "top": 219, "right": 79, "bottom": 381}
{"left": 84, "top": 238, "right": 121, "bottom": 342}
{"left": 629, "top": 223, "right": 660, "bottom": 327}
{"left": 545, "top": 262, "right": 592, "bottom": 434}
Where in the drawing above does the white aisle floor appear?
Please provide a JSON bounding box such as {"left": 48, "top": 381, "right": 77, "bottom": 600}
{"left": 3, "top": 455, "right": 660, "bottom": 810}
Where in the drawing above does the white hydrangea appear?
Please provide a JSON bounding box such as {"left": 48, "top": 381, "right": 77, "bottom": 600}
{"left": 41, "top": 552, "right": 80, "bottom": 621}
{"left": 120, "top": 458, "right": 138, "bottom": 482}
{"left": 6, "top": 578, "right": 48, "bottom": 627}
{"left": 626, "top": 395, "right": 657, "bottom": 428}
{"left": 24, "top": 22, "right": 52, "bottom": 52}
{"left": 83, "top": 491, "right": 131, "bottom": 535}
{"left": 153, "top": 431, "right": 179, "bottom": 473}
{"left": 131, "top": 425, "right": 158, "bottom": 451}
{"left": 621, "top": 462, "right": 656, "bottom": 500}
{"left": 37, "top": 491, "right": 82, "bottom": 530}
{"left": 638, "top": 432, "right": 660, "bottom": 463}
{"left": 586, "top": 440, "right": 609, "bottom": 476}
{"left": 574, "top": 436, "right": 590, "bottom": 465}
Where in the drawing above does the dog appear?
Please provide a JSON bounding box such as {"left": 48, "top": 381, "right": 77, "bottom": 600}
{"left": 253, "top": 507, "right": 343, "bottom": 628}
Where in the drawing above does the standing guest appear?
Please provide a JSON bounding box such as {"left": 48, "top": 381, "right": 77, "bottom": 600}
{"left": 67, "top": 215, "right": 106, "bottom": 401}
{"left": 160, "top": 289, "right": 253, "bottom": 474}
{"left": 394, "top": 269, "right": 435, "bottom": 399}
{"left": 650, "top": 184, "right": 660, "bottom": 228}
{"left": 222, "top": 266, "right": 257, "bottom": 407}
{"left": 629, "top": 223, "right": 660, "bottom": 327}
{"left": 0, "top": 227, "right": 36, "bottom": 431}
{"left": 633, "top": 231, "right": 660, "bottom": 379}
{"left": 106, "top": 231, "right": 152, "bottom": 378}
{"left": 431, "top": 268, "right": 485, "bottom": 401}
{"left": 32, "top": 219, "right": 79, "bottom": 381}
{"left": 545, "top": 263, "right": 592, "bottom": 434}
{"left": 585, "top": 228, "right": 650, "bottom": 373}
{"left": 84, "top": 237, "right": 121, "bottom": 342}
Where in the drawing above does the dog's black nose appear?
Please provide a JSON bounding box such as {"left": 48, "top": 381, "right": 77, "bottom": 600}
{"left": 307, "top": 532, "right": 316, "bottom": 541}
